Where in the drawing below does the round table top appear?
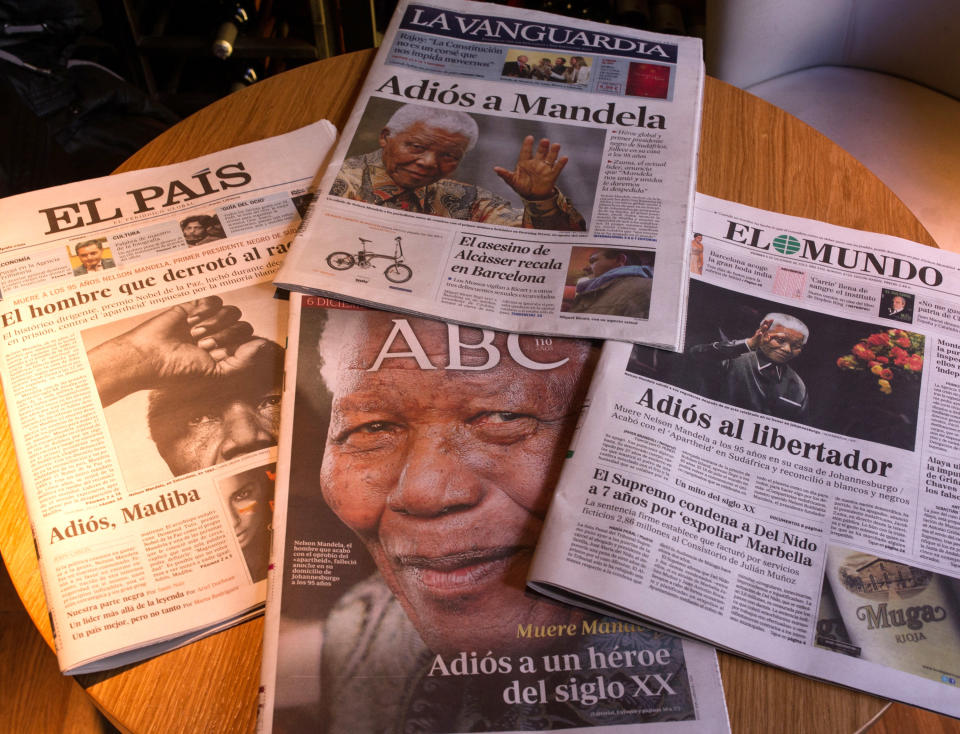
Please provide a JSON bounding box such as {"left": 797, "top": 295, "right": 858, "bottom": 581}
{"left": 0, "top": 47, "right": 937, "bottom": 734}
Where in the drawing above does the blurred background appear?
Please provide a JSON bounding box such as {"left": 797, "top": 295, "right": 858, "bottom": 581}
{"left": 0, "top": 0, "right": 704, "bottom": 198}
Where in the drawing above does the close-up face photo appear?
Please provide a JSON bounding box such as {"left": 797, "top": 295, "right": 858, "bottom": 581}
{"left": 378, "top": 122, "right": 470, "bottom": 190}
{"left": 318, "top": 312, "right": 594, "bottom": 654}
{"left": 181, "top": 219, "right": 206, "bottom": 243}
{"left": 221, "top": 465, "right": 274, "bottom": 548}
{"left": 150, "top": 363, "right": 283, "bottom": 476}
{"left": 82, "top": 284, "right": 287, "bottom": 487}
{"left": 758, "top": 324, "right": 805, "bottom": 364}
{"left": 76, "top": 243, "right": 103, "bottom": 268}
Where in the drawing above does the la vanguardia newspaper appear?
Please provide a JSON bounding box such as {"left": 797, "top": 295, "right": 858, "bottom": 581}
{"left": 530, "top": 194, "right": 960, "bottom": 717}
{"left": 0, "top": 121, "right": 335, "bottom": 673}
{"left": 275, "top": 0, "right": 703, "bottom": 350}
{"left": 257, "top": 294, "right": 729, "bottom": 733}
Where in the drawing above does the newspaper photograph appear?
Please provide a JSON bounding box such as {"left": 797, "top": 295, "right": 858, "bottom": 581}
{"left": 0, "top": 121, "right": 337, "bottom": 673}
{"left": 529, "top": 194, "right": 960, "bottom": 716}
{"left": 275, "top": 0, "right": 704, "bottom": 349}
{"left": 258, "top": 296, "right": 729, "bottom": 733}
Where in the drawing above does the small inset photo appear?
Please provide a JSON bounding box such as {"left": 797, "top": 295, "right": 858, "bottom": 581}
{"left": 500, "top": 52, "right": 592, "bottom": 85}
{"left": 816, "top": 545, "right": 960, "bottom": 685}
{"left": 219, "top": 462, "right": 275, "bottom": 583}
{"left": 500, "top": 50, "right": 534, "bottom": 79}
{"left": 690, "top": 232, "right": 704, "bottom": 274}
{"left": 70, "top": 237, "right": 116, "bottom": 276}
{"left": 625, "top": 62, "right": 671, "bottom": 99}
{"left": 180, "top": 213, "right": 226, "bottom": 247}
{"left": 560, "top": 245, "right": 654, "bottom": 318}
{"left": 879, "top": 288, "right": 914, "bottom": 324}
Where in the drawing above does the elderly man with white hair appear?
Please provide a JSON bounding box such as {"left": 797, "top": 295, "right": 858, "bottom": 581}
{"left": 687, "top": 312, "right": 810, "bottom": 420}
{"left": 330, "top": 103, "right": 586, "bottom": 231}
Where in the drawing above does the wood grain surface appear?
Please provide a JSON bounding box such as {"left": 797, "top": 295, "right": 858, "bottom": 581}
{"left": 0, "top": 48, "right": 939, "bottom": 733}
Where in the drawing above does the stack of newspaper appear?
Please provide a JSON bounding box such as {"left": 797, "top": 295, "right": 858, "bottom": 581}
{"left": 253, "top": 1, "right": 960, "bottom": 722}
{"left": 5, "top": 0, "right": 960, "bottom": 730}
{"left": 0, "top": 121, "right": 336, "bottom": 673}
{"left": 529, "top": 195, "right": 960, "bottom": 719}
{"left": 260, "top": 1, "right": 731, "bottom": 732}
{"left": 0, "top": 3, "right": 726, "bottom": 730}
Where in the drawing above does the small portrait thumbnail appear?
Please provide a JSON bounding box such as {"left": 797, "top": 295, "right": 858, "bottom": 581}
{"left": 500, "top": 50, "right": 534, "bottom": 78}
{"left": 71, "top": 237, "right": 116, "bottom": 276}
{"left": 879, "top": 289, "right": 914, "bottom": 324}
{"left": 180, "top": 213, "right": 226, "bottom": 246}
{"left": 220, "top": 462, "right": 275, "bottom": 583}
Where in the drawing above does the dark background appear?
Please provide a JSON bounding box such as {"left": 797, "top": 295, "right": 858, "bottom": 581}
{"left": 280, "top": 303, "right": 376, "bottom": 621}
{"left": 0, "top": 0, "right": 704, "bottom": 197}
{"left": 628, "top": 279, "right": 925, "bottom": 452}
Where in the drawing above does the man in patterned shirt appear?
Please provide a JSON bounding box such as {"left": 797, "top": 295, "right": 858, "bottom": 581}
{"left": 330, "top": 104, "right": 586, "bottom": 231}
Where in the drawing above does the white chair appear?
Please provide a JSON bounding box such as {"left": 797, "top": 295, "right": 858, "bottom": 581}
{"left": 705, "top": 0, "right": 960, "bottom": 252}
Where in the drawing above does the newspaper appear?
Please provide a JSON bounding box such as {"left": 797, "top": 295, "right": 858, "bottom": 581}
{"left": 0, "top": 121, "right": 337, "bottom": 673}
{"left": 258, "top": 295, "right": 729, "bottom": 733}
{"left": 529, "top": 193, "right": 960, "bottom": 717}
{"left": 275, "top": 0, "right": 703, "bottom": 350}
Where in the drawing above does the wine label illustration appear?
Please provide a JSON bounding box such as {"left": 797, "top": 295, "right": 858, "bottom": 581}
{"left": 824, "top": 547, "right": 960, "bottom": 683}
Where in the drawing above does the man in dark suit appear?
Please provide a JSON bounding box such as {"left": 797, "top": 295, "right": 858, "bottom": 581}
{"left": 501, "top": 54, "right": 531, "bottom": 78}
{"left": 687, "top": 313, "right": 809, "bottom": 421}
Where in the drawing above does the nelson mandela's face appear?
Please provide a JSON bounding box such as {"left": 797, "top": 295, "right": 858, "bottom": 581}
{"left": 758, "top": 323, "right": 805, "bottom": 364}
{"left": 319, "top": 313, "right": 594, "bottom": 653}
{"left": 150, "top": 342, "right": 284, "bottom": 475}
{"left": 379, "top": 122, "right": 470, "bottom": 190}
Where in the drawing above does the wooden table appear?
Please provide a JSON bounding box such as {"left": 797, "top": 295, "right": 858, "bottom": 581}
{"left": 0, "top": 48, "right": 938, "bottom": 734}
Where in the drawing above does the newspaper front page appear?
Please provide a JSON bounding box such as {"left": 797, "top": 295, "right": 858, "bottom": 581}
{"left": 275, "top": 0, "right": 703, "bottom": 349}
{"left": 0, "top": 121, "right": 336, "bottom": 673}
{"left": 258, "top": 295, "right": 729, "bottom": 733}
{"left": 530, "top": 194, "right": 960, "bottom": 716}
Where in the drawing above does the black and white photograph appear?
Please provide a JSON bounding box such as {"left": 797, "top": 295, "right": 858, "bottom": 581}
{"left": 81, "top": 283, "right": 286, "bottom": 486}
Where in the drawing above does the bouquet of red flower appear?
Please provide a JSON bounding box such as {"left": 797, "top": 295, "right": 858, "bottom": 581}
{"left": 836, "top": 329, "right": 924, "bottom": 394}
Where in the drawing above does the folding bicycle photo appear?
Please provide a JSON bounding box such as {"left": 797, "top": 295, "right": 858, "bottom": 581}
{"left": 326, "top": 235, "right": 412, "bottom": 283}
